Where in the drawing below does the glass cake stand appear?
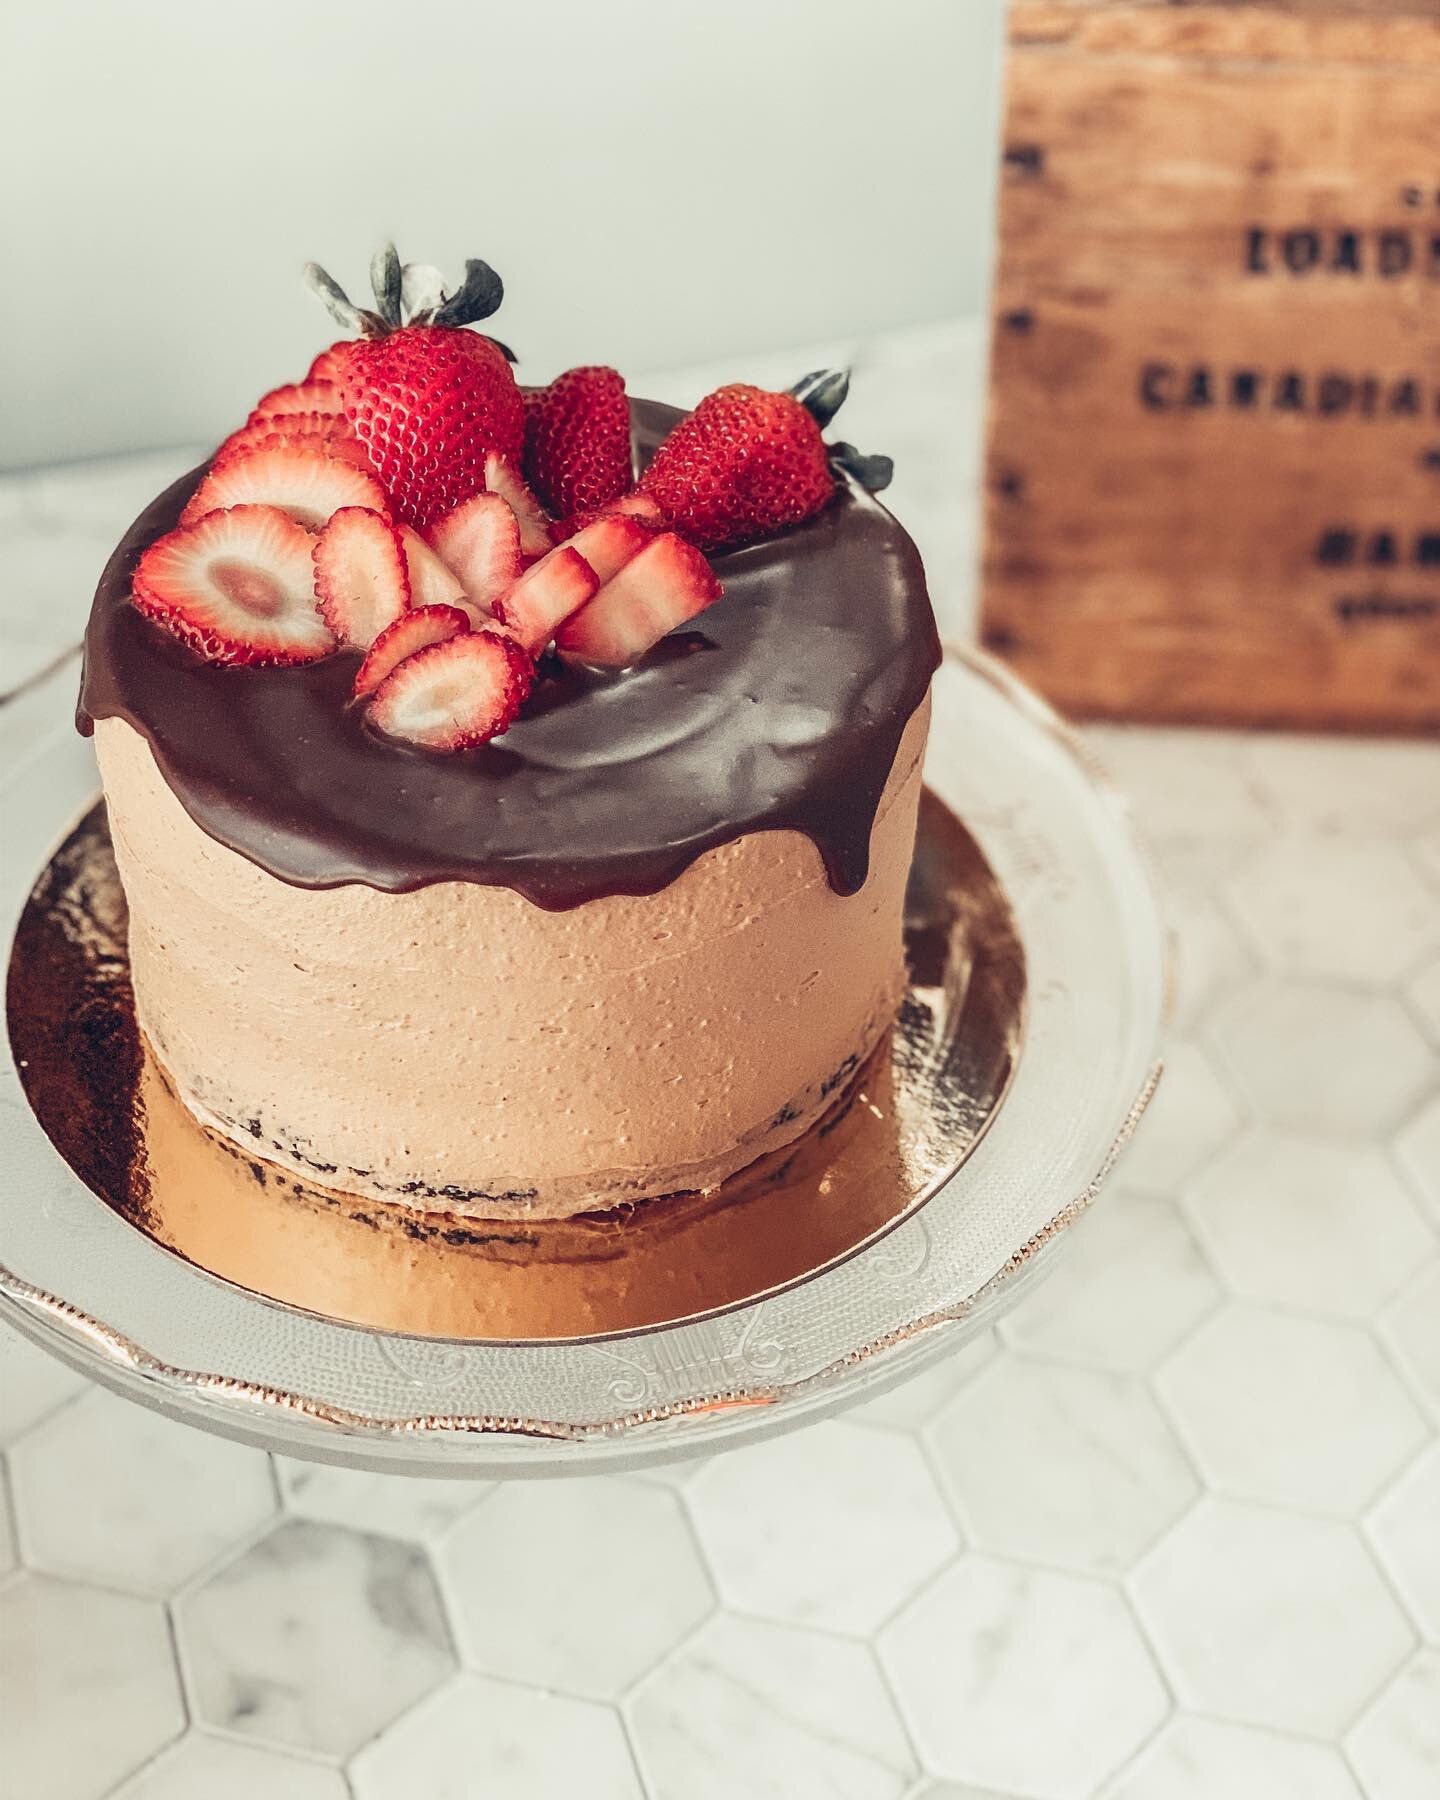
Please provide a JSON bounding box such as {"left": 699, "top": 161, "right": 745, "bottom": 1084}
{"left": 0, "top": 647, "right": 1168, "bottom": 1476}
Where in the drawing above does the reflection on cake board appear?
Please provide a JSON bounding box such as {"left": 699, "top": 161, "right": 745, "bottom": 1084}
{"left": 0, "top": 650, "right": 1168, "bottom": 1475}
{"left": 9, "top": 792, "right": 1025, "bottom": 1341}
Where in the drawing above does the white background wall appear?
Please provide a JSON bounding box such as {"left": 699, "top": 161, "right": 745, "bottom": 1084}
{"left": 0, "top": 0, "right": 1005, "bottom": 468}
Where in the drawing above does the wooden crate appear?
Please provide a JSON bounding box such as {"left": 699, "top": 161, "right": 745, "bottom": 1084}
{"left": 980, "top": 0, "right": 1440, "bottom": 733}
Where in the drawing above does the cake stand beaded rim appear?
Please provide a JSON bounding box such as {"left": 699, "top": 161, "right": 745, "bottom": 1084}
{"left": 0, "top": 1061, "right": 1159, "bottom": 1445}
{"left": 0, "top": 644, "right": 1171, "bottom": 1465}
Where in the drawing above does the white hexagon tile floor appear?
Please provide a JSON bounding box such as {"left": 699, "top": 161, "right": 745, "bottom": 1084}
{"left": 2, "top": 400, "right": 1439, "bottom": 1798}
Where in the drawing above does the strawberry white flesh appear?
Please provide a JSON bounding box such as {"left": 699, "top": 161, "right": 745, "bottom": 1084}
{"left": 312, "top": 507, "right": 411, "bottom": 649}
{"left": 367, "top": 628, "right": 534, "bottom": 750}
{"left": 489, "top": 546, "right": 600, "bottom": 656}
{"left": 484, "top": 452, "right": 553, "bottom": 558}
{"left": 398, "top": 526, "right": 471, "bottom": 614}
{"left": 249, "top": 379, "right": 344, "bottom": 423}
{"left": 607, "top": 491, "right": 665, "bottom": 524}
{"left": 553, "top": 491, "right": 666, "bottom": 542}
{"left": 555, "top": 531, "right": 722, "bottom": 668}
{"left": 564, "top": 513, "right": 653, "bottom": 585}
{"left": 183, "top": 448, "right": 389, "bottom": 531}
{"left": 427, "top": 493, "right": 523, "bottom": 613}
{"left": 353, "top": 604, "right": 470, "bottom": 700}
{"left": 133, "top": 504, "right": 336, "bottom": 666}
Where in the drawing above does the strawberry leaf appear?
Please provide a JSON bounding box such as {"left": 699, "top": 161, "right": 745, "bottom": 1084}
{"left": 434, "top": 259, "right": 505, "bottom": 328}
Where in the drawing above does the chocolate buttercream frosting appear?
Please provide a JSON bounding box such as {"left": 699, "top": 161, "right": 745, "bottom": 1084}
{"left": 79, "top": 400, "right": 940, "bottom": 910}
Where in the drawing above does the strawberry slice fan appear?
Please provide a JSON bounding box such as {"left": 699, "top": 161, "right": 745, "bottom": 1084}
{"left": 127, "top": 241, "right": 899, "bottom": 752}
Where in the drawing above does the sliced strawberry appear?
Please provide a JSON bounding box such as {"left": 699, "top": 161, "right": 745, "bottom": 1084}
{"left": 394, "top": 523, "right": 482, "bottom": 624}
{"left": 484, "top": 452, "right": 553, "bottom": 558}
{"left": 353, "top": 603, "right": 470, "bottom": 700}
{"left": 215, "top": 413, "right": 371, "bottom": 472}
{"left": 132, "top": 505, "right": 335, "bottom": 666}
{"left": 555, "top": 532, "right": 722, "bottom": 668}
{"left": 552, "top": 490, "right": 666, "bottom": 541}
{"left": 564, "top": 513, "right": 654, "bottom": 585}
{"left": 306, "top": 343, "right": 353, "bottom": 385}
{"left": 312, "top": 507, "right": 411, "bottom": 649}
{"left": 181, "top": 448, "right": 390, "bottom": 531}
{"left": 367, "top": 628, "right": 533, "bottom": 750}
{"left": 426, "top": 493, "right": 523, "bottom": 613}
{"left": 249, "top": 379, "right": 343, "bottom": 424}
{"left": 489, "top": 546, "right": 600, "bottom": 656}
{"left": 606, "top": 490, "right": 665, "bottom": 524}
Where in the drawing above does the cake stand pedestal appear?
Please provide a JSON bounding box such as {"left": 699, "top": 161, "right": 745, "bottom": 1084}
{"left": 0, "top": 648, "right": 1167, "bottom": 1476}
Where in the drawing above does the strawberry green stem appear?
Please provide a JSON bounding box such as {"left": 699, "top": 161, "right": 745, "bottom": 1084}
{"left": 788, "top": 370, "right": 893, "bottom": 492}
{"left": 369, "top": 242, "right": 403, "bottom": 328}
{"left": 303, "top": 248, "right": 506, "bottom": 338}
{"left": 829, "top": 442, "right": 894, "bottom": 493}
{"left": 789, "top": 368, "right": 850, "bottom": 429}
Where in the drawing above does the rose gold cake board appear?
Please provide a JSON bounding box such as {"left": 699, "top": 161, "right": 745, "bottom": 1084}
{"left": 0, "top": 650, "right": 1168, "bottom": 1475}
{"left": 7, "top": 791, "right": 1025, "bottom": 1343}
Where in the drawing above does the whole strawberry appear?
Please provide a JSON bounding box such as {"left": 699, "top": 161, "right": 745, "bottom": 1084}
{"left": 523, "top": 366, "right": 633, "bottom": 518}
{"left": 304, "top": 247, "right": 525, "bottom": 530}
{"left": 639, "top": 371, "right": 892, "bottom": 553}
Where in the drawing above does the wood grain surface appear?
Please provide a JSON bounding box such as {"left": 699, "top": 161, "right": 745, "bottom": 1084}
{"left": 981, "top": 0, "right": 1440, "bottom": 732}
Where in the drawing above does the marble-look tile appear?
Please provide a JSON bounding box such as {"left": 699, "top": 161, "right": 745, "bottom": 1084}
{"left": 1156, "top": 1305, "right": 1427, "bottom": 1515}
{"left": 1080, "top": 726, "right": 1275, "bottom": 883}
{"left": 628, "top": 1612, "right": 915, "bottom": 1800}
{"left": 1344, "top": 1649, "right": 1440, "bottom": 1800}
{"left": 1129, "top": 1498, "right": 1412, "bottom": 1734}
{"left": 176, "top": 1518, "right": 454, "bottom": 1758}
{"left": 879, "top": 1555, "right": 1166, "bottom": 1798}
{"left": 0, "top": 655, "right": 81, "bottom": 780}
{"left": 440, "top": 1475, "right": 710, "bottom": 1700}
{"left": 113, "top": 1734, "right": 349, "bottom": 1800}
{"left": 275, "top": 1457, "right": 489, "bottom": 1543}
{"left": 686, "top": 1420, "right": 957, "bottom": 1634}
{"left": 1104, "top": 1716, "right": 1363, "bottom": 1800}
{"left": 906, "top": 1786, "right": 1014, "bottom": 1800}
{"left": 1243, "top": 736, "right": 1440, "bottom": 840}
{"left": 848, "top": 1329, "right": 999, "bottom": 1431}
{"left": 1367, "top": 1442, "right": 1440, "bottom": 1644}
{"left": 0, "top": 1570, "right": 185, "bottom": 1800}
{"left": 1380, "top": 1259, "right": 1440, "bottom": 1420}
{"left": 1160, "top": 882, "right": 1255, "bottom": 1029}
{"left": 999, "top": 1190, "right": 1219, "bottom": 1374}
{"left": 1184, "top": 1133, "right": 1435, "bottom": 1320}
{"left": 0, "top": 524, "right": 115, "bottom": 689}
{"left": 1405, "top": 951, "right": 1440, "bottom": 1048}
{"left": 1411, "top": 819, "right": 1440, "bottom": 894}
{"left": 0, "top": 1322, "right": 87, "bottom": 1446}
{"left": 930, "top": 1357, "right": 1197, "bottom": 1575}
{"left": 351, "top": 1674, "right": 641, "bottom": 1800}
{"left": 632, "top": 1452, "right": 715, "bottom": 1492}
{"left": 1209, "top": 981, "right": 1435, "bottom": 1137}
{"left": 0, "top": 1456, "right": 15, "bottom": 1581}
{"left": 10, "top": 1385, "right": 276, "bottom": 1594}
{"left": 20, "top": 449, "right": 202, "bottom": 541}
{"left": 0, "top": 475, "right": 37, "bottom": 527}
{"left": 1115, "top": 1039, "right": 1242, "bottom": 1198}
{"left": 1222, "top": 838, "right": 1439, "bottom": 986}
{"left": 1394, "top": 1095, "right": 1440, "bottom": 1230}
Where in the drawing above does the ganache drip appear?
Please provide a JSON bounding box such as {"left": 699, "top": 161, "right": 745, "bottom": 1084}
{"left": 78, "top": 401, "right": 940, "bottom": 910}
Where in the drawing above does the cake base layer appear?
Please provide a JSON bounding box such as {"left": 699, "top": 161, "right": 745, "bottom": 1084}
{"left": 95, "top": 702, "right": 928, "bottom": 1219}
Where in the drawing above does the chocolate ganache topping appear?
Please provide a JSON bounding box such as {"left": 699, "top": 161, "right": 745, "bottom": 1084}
{"left": 79, "top": 400, "right": 940, "bottom": 910}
